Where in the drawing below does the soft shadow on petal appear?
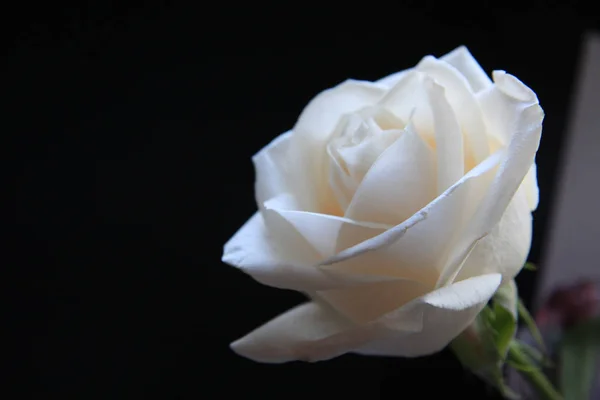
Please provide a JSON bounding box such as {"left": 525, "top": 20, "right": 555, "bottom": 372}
{"left": 264, "top": 193, "right": 389, "bottom": 259}
{"left": 317, "top": 278, "right": 431, "bottom": 324}
{"left": 326, "top": 108, "right": 404, "bottom": 211}
{"left": 252, "top": 131, "right": 293, "bottom": 206}
{"left": 440, "top": 46, "right": 493, "bottom": 93}
{"left": 476, "top": 70, "right": 540, "bottom": 146}
{"left": 424, "top": 78, "right": 464, "bottom": 194}
{"left": 223, "top": 212, "right": 385, "bottom": 292}
{"left": 378, "top": 71, "right": 435, "bottom": 144}
{"left": 230, "top": 301, "right": 376, "bottom": 363}
{"left": 224, "top": 212, "right": 323, "bottom": 289}
{"left": 455, "top": 187, "right": 532, "bottom": 283}
{"left": 418, "top": 55, "right": 489, "bottom": 166}
{"left": 355, "top": 273, "right": 502, "bottom": 357}
{"left": 344, "top": 122, "right": 436, "bottom": 226}
{"left": 438, "top": 91, "right": 543, "bottom": 286}
{"left": 291, "top": 80, "right": 386, "bottom": 212}
{"left": 476, "top": 70, "right": 541, "bottom": 212}
{"left": 231, "top": 274, "right": 501, "bottom": 363}
{"left": 322, "top": 150, "right": 503, "bottom": 287}
{"left": 294, "top": 80, "right": 387, "bottom": 142}
{"left": 522, "top": 163, "right": 539, "bottom": 211}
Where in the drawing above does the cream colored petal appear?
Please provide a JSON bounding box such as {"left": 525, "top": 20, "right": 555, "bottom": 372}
{"left": 326, "top": 109, "right": 403, "bottom": 190}
{"left": 230, "top": 301, "right": 376, "bottom": 363}
{"left": 336, "top": 127, "right": 402, "bottom": 183}
{"left": 252, "top": 131, "right": 293, "bottom": 206}
{"left": 223, "top": 212, "right": 333, "bottom": 291}
{"left": 327, "top": 142, "right": 357, "bottom": 211}
{"left": 440, "top": 46, "right": 492, "bottom": 93}
{"left": 294, "top": 79, "right": 387, "bottom": 143}
{"left": 231, "top": 274, "right": 501, "bottom": 363}
{"left": 521, "top": 163, "right": 539, "bottom": 211}
{"left": 418, "top": 56, "right": 489, "bottom": 166}
{"left": 477, "top": 71, "right": 540, "bottom": 212}
{"left": 378, "top": 71, "right": 435, "bottom": 144}
{"left": 476, "top": 70, "right": 540, "bottom": 145}
{"left": 455, "top": 185, "right": 532, "bottom": 283}
{"left": 322, "top": 151, "right": 503, "bottom": 286}
{"left": 264, "top": 193, "right": 388, "bottom": 259}
{"left": 224, "top": 210, "right": 392, "bottom": 292}
{"left": 424, "top": 78, "right": 464, "bottom": 193}
{"left": 344, "top": 122, "right": 436, "bottom": 226}
{"left": 376, "top": 69, "right": 411, "bottom": 88}
{"left": 355, "top": 273, "right": 502, "bottom": 357}
{"left": 291, "top": 80, "right": 386, "bottom": 212}
{"left": 317, "top": 278, "right": 430, "bottom": 324}
{"left": 438, "top": 95, "right": 543, "bottom": 286}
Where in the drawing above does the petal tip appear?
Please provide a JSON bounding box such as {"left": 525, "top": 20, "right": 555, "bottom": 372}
{"left": 492, "top": 70, "right": 537, "bottom": 103}
{"left": 229, "top": 336, "right": 283, "bottom": 364}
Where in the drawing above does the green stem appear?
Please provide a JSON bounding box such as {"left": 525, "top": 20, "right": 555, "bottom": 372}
{"left": 507, "top": 342, "right": 563, "bottom": 400}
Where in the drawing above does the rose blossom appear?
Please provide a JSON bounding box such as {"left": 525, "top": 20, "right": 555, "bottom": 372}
{"left": 222, "top": 46, "right": 543, "bottom": 363}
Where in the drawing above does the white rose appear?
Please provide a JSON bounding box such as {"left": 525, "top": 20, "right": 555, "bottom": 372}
{"left": 222, "top": 46, "right": 543, "bottom": 363}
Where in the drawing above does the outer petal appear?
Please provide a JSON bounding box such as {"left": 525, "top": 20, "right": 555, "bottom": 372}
{"left": 455, "top": 185, "right": 532, "bottom": 283}
{"left": 355, "top": 273, "right": 502, "bottom": 357}
{"left": 230, "top": 301, "right": 377, "bottom": 363}
{"left": 344, "top": 121, "right": 436, "bottom": 226}
{"left": 222, "top": 212, "right": 386, "bottom": 292}
{"left": 438, "top": 75, "right": 543, "bottom": 286}
{"left": 477, "top": 70, "right": 541, "bottom": 212}
{"left": 476, "top": 70, "right": 539, "bottom": 145}
{"left": 521, "top": 163, "right": 539, "bottom": 211}
{"left": 252, "top": 131, "right": 293, "bottom": 206}
{"left": 376, "top": 69, "right": 411, "bottom": 88}
{"left": 230, "top": 274, "right": 501, "bottom": 363}
{"left": 440, "top": 46, "right": 493, "bottom": 93}
{"left": 317, "top": 278, "right": 431, "bottom": 324}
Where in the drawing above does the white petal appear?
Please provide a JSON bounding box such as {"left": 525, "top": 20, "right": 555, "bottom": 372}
{"left": 327, "top": 141, "right": 358, "bottom": 211}
{"left": 223, "top": 212, "right": 374, "bottom": 292}
{"left": 334, "top": 121, "right": 402, "bottom": 183}
{"left": 378, "top": 71, "right": 435, "bottom": 144}
{"left": 230, "top": 301, "right": 375, "bottom": 363}
{"left": 418, "top": 56, "right": 489, "bottom": 166}
{"left": 376, "top": 69, "right": 411, "bottom": 88}
{"left": 232, "top": 274, "right": 501, "bottom": 363}
{"left": 294, "top": 79, "right": 387, "bottom": 142}
{"left": 521, "top": 163, "right": 539, "bottom": 211}
{"left": 344, "top": 122, "right": 436, "bottom": 226}
{"left": 476, "top": 70, "right": 540, "bottom": 145}
{"left": 440, "top": 46, "right": 492, "bottom": 93}
{"left": 455, "top": 185, "right": 532, "bottom": 283}
{"left": 424, "top": 78, "right": 464, "bottom": 193}
{"left": 325, "top": 108, "right": 404, "bottom": 206}
{"left": 252, "top": 131, "right": 293, "bottom": 206}
{"left": 355, "top": 273, "right": 502, "bottom": 357}
{"left": 264, "top": 193, "right": 388, "bottom": 259}
{"left": 438, "top": 86, "right": 543, "bottom": 286}
{"left": 291, "top": 80, "right": 386, "bottom": 212}
{"left": 322, "top": 151, "right": 503, "bottom": 287}
{"left": 317, "top": 278, "right": 430, "bottom": 324}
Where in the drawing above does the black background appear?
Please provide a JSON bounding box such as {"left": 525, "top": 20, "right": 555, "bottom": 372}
{"left": 10, "top": 2, "right": 599, "bottom": 399}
